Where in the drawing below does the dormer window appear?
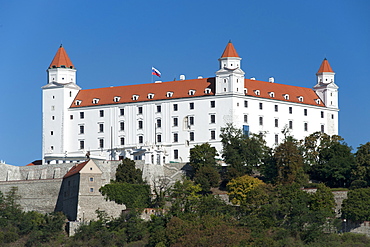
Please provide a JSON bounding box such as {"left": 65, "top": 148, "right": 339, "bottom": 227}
{"left": 315, "top": 99, "right": 321, "bottom": 104}
{"left": 283, "top": 94, "right": 289, "bottom": 100}
{"left": 189, "top": 90, "right": 196, "bottom": 96}
{"left": 244, "top": 88, "right": 248, "bottom": 94}
{"left": 75, "top": 100, "right": 82, "bottom": 106}
{"left": 269, "top": 92, "right": 275, "bottom": 98}
{"left": 298, "top": 96, "right": 304, "bottom": 102}
{"left": 204, "top": 88, "right": 211, "bottom": 94}
{"left": 254, "top": 90, "right": 260, "bottom": 96}
{"left": 166, "top": 91, "right": 174, "bottom": 97}
{"left": 92, "top": 98, "right": 100, "bottom": 104}
{"left": 132, "top": 95, "right": 139, "bottom": 101}
{"left": 148, "top": 93, "right": 155, "bottom": 99}
{"left": 113, "top": 96, "right": 121, "bottom": 102}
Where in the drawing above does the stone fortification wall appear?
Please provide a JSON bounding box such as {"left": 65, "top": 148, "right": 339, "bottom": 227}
{"left": 0, "top": 178, "right": 63, "bottom": 213}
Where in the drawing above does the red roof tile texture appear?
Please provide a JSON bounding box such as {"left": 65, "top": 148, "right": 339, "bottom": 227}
{"left": 317, "top": 58, "right": 334, "bottom": 73}
{"left": 70, "top": 77, "right": 324, "bottom": 108}
{"left": 64, "top": 160, "right": 89, "bottom": 178}
{"left": 221, "top": 42, "right": 239, "bottom": 58}
{"left": 49, "top": 45, "right": 75, "bottom": 69}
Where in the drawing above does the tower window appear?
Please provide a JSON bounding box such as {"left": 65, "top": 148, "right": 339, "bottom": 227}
{"left": 157, "top": 119, "right": 162, "bottom": 128}
{"left": 157, "top": 135, "right": 162, "bottom": 143}
{"left": 138, "top": 136, "right": 143, "bottom": 144}
{"left": 120, "top": 137, "right": 125, "bottom": 145}
{"left": 138, "top": 120, "right": 143, "bottom": 129}
{"left": 79, "top": 140, "right": 84, "bottom": 149}
{"left": 173, "top": 133, "right": 178, "bottom": 143}
{"left": 138, "top": 106, "right": 143, "bottom": 114}
{"left": 99, "top": 123, "right": 104, "bottom": 133}
{"left": 210, "top": 115, "right": 215, "bottom": 123}
{"left": 120, "top": 122, "right": 124, "bottom": 131}
{"left": 211, "top": 130, "right": 216, "bottom": 140}
{"left": 189, "top": 116, "right": 194, "bottom": 125}
{"left": 173, "top": 117, "right": 178, "bottom": 127}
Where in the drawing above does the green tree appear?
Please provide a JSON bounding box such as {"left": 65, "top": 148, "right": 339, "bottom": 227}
{"left": 169, "top": 178, "right": 201, "bottom": 215}
{"left": 342, "top": 187, "right": 370, "bottom": 222}
{"left": 273, "top": 137, "right": 307, "bottom": 185}
{"left": 193, "top": 166, "right": 220, "bottom": 192}
{"left": 115, "top": 157, "right": 144, "bottom": 184}
{"left": 220, "top": 123, "right": 268, "bottom": 179}
{"left": 353, "top": 142, "right": 370, "bottom": 185}
{"left": 310, "top": 183, "right": 335, "bottom": 218}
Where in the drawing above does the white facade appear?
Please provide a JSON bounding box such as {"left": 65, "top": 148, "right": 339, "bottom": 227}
{"left": 42, "top": 43, "right": 339, "bottom": 165}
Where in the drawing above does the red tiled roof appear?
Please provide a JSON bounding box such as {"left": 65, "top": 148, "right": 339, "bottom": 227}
{"left": 244, "top": 79, "right": 324, "bottom": 106}
{"left": 221, "top": 41, "right": 239, "bottom": 58}
{"left": 64, "top": 160, "right": 89, "bottom": 178}
{"left": 49, "top": 45, "right": 75, "bottom": 69}
{"left": 317, "top": 58, "right": 334, "bottom": 73}
{"left": 71, "top": 78, "right": 215, "bottom": 108}
{"left": 70, "top": 77, "right": 324, "bottom": 108}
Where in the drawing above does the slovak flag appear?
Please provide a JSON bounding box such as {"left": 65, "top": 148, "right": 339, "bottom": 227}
{"left": 152, "top": 67, "right": 161, "bottom": 77}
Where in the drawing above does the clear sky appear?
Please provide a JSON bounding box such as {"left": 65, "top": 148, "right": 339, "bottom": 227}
{"left": 0, "top": 0, "right": 369, "bottom": 166}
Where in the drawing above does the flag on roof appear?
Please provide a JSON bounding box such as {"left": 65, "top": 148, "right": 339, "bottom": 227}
{"left": 152, "top": 67, "right": 161, "bottom": 77}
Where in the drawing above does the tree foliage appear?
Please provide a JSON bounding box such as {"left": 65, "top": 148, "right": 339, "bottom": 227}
{"left": 342, "top": 187, "right": 370, "bottom": 222}
{"left": 115, "top": 157, "right": 145, "bottom": 184}
{"left": 227, "top": 175, "right": 264, "bottom": 205}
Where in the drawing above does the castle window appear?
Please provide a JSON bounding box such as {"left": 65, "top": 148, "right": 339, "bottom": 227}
{"left": 52, "top": 116, "right": 55, "bottom": 120}
{"left": 138, "top": 106, "right": 143, "bottom": 114}
{"left": 166, "top": 92, "right": 174, "bottom": 97}
{"left": 99, "top": 110, "right": 104, "bottom": 117}
{"left": 114, "top": 96, "right": 121, "bottom": 102}
{"left": 244, "top": 115, "right": 248, "bottom": 123}
{"left": 321, "top": 111, "right": 324, "bottom": 118}
{"left": 132, "top": 95, "right": 139, "bottom": 101}
{"left": 51, "top": 131, "right": 53, "bottom": 135}
{"left": 275, "top": 105, "right": 278, "bottom": 112}
{"left": 205, "top": 88, "right": 211, "bottom": 94}
{"left": 70, "top": 115, "right": 73, "bottom": 120}
{"left": 210, "top": 114, "right": 215, "bottom": 123}
{"left": 331, "top": 114, "right": 334, "bottom": 119}
{"left": 315, "top": 99, "right": 321, "bottom": 104}
{"left": 254, "top": 90, "right": 260, "bottom": 96}
{"left": 211, "top": 130, "right": 216, "bottom": 140}
{"left": 89, "top": 177, "right": 94, "bottom": 182}
{"left": 275, "top": 134, "right": 279, "bottom": 144}
{"left": 157, "top": 119, "right": 162, "bottom": 128}
{"left": 138, "top": 136, "right": 143, "bottom": 144}
{"left": 80, "top": 125, "right": 84, "bottom": 134}
{"left": 244, "top": 88, "right": 248, "bottom": 94}
{"left": 304, "top": 122, "right": 308, "bottom": 131}
{"left": 298, "top": 96, "right": 304, "bottom": 102}
{"left": 275, "top": 119, "right": 278, "bottom": 127}
{"left": 120, "top": 137, "right": 125, "bottom": 145}
{"left": 148, "top": 93, "right": 155, "bottom": 99}
{"left": 75, "top": 100, "right": 82, "bottom": 106}
{"left": 99, "top": 139, "right": 104, "bottom": 148}
{"left": 138, "top": 120, "right": 143, "bottom": 129}
{"left": 157, "top": 134, "right": 162, "bottom": 143}
{"left": 269, "top": 92, "right": 275, "bottom": 98}
{"left": 51, "top": 105, "right": 55, "bottom": 111}
{"left": 304, "top": 109, "right": 307, "bottom": 116}
{"left": 99, "top": 123, "right": 104, "bottom": 133}
{"left": 120, "top": 122, "right": 124, "bottom": 131}
{"left": 189, "top": 116, "right": 194, "bottom": 125}
{"left": 189, "top": 90, "right": 196, "bottom": 95}
{"left": 90, "top": 188, "right": 94, "bottom": 192}
{"left": 259, "top": 103, "right": 263, "bottom": 110}
{"left": 79, "top": 141, "right": 84, "bottom": 149}
{"left": 189, "top": 132, "right": 194, "bottom": 141}
{"left": 289, "top": 120, "right": 293, "bottom": 129}
{"left": 173, "top": 104, "right": 178, "bottom": 111}
{"left": 289, "top": 107, "right": 293, "bottom": 114}
{"left": 244, "top": 100, "right": 248, "bottom": 108}
{"left": 189, "top": 102, "right": 194, "bottom": 110}
{"left": 80, "top": 112, "right": 84, "bottom": 119}
{"left": 283, "top": 94, "right": 289, "bottom": 100}
{"left": 259, "top": 117, "right": 263, "bottom": 126}
{"left": 174, "top": 149, "right": 179, "bottom": 159}
{"left": 120, "top": 109, "right": 124, "bottom": 116}
{"left": 173, "top": 133, "right": 178, "bottom": 143}
{"left": 157, "top": 105, "right": 161, "bottom": 113}
{"left": 321, "top": 125, "right": 325, "bottom": 133}
{"left": 92, "top": 98, "right": 100, "bottom": 104}
{"left": 173, "top": 117, "right": 178, "bottom": 127}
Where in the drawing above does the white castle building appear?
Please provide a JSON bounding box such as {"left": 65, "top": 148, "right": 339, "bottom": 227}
{"left": 42, "top": 42, "right": 339, "bottom": 165}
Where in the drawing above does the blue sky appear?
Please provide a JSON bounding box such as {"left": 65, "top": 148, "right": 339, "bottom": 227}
{"left": 0, "top": 0, "right": 369, "bottom": 166}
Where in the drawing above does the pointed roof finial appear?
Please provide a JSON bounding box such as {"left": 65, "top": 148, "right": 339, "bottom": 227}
{"left": 317, "top": 58, "right": 334, "bottom": 73}
{"left": 49, "top": 45, "right": 74, "bottom": 69}
{"left": 221, "top": 41, "right": 239, "bottom": 58}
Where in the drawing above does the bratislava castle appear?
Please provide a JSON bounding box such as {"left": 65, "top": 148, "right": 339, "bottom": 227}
{"left": 42, "top": 42, "right": 339, "bottom": 165}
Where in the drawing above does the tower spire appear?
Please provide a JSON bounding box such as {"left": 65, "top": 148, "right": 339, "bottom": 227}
{"left": 49, "top": 45, "right": 74, "bottom": 69}
{"left": 317, "top": 58, "right": 334, "bottom": 74}
{"left": 221, "top": 41, "right": 239, "bottom": 58}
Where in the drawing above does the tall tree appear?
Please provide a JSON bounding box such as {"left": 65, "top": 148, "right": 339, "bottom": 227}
{"left": 353, "top": 142, "right": 370, "bottom": 185}
{"left": 342, "top": 187, "right": 370, "bottom": 222}
{"left": 115, "top": 158, "right": 144, "bottom": 184}
{"left": 220, "top": 123, "right": 268, "bottom": 179}
{"left": 227, "top": 175, "right": 264, "bottom": 205}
